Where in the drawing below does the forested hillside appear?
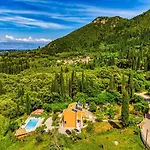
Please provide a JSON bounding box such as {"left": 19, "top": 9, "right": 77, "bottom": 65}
{"left": 42, "top": 10, "right": 150, "bottom": 54}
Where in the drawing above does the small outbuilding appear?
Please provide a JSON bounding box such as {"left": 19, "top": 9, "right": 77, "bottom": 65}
{"left": 15, "top": 128, "right": 27, "bottom": 139}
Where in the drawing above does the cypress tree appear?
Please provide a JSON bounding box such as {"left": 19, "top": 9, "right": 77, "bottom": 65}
{"left": 128, "top": 71, "right": 134, "bottom": 98}
{"left": 20, "top": 96, "right": 24, "bottom": 105}
{"left": 144, "top": 57, "right": 148, "bottom": 72}
{"left": 139, "top": 48, "right": 143, "bottom": 60}
{"left": 17, "top": 86, "right": 24, "bottom": 98}
{"left": 17, "top": 86, "right": 21, "bottom": 98}
{"left": 68, "top": 78, "right": 71, "bottom": 97}
{"left": 21, "top": 86, "right": 24, "bottom": 96}
{"left": 51, "top": 73, "right": 58, "bottom": 93}
{"left": 109, "top": 74, "right": 115, "bottom": 91}
{"left": 70, "top": 71, "right": 78, "bottom": 98}
{"left": 60, "top": 68, "right": 65, "bottom": 96}
{"left": 121, "top": 89, "right": 129, "bottom": 127}
{"left": 136, "top": 54, "right": 141, "bottom": 70}
{"left": 122, "top": 74, "right": 126, "bottom": 92}
{"left": 81, "top": 71, "right": 85, "bottom": 92}
{"left": 26, "top": 93, "right": 31, "bottom": 115}
{"left": 16, "top": 103, "right": 20, "bottom": 116}
{"left": 65, "top": 77, "right": 69, "bottom": 96}
{"left": 31, "top": 85, "right": 34, "bottom": 91}
{"left": 35, "top": 86, "right": 38, "bottom": 92}
{"left": 65, "top": 66, "right": 69, "bottom": 73}
{"left": 70, "top": 71, "right": 75, "bottom": 98}
{"left": 50, "top": 81, "right": 53, "bottom": 93}
{"left": 0, "top": 80, "right": 5, "bottom": 95}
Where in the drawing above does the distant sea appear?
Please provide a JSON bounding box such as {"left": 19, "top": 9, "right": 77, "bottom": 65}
{"left": 0, "top": 41, "right": 46, "bottom": 51}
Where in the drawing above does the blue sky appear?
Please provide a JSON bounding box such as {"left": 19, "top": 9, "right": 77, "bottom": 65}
{"left": 0, "top": 0, "right": 149, "bottom": 49}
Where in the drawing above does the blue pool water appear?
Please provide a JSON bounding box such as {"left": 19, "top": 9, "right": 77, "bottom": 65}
{"left": 25, "top": 118, "right": 39, "bottom": 131}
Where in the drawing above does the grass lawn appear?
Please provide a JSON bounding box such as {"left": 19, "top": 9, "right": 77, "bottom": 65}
{"left": 2, "top": 122, "right": 146, "bottom": 150}
{"left": 70, "top": 127, "right": 145, "bottom": 150}
{"left": 6, "top": 134, "right": 51, "bottom": 150}
{"left": 94, "top": 122, "right": 113, "bottom": 133}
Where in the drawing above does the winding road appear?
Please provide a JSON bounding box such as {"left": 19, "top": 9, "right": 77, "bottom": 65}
{"left": 136, "top": 92, "right": 150, "bottom": 148}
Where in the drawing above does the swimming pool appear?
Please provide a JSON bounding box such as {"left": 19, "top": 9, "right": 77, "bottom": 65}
{"left": 25, "top": 118, "right": 39, "bottom": 131}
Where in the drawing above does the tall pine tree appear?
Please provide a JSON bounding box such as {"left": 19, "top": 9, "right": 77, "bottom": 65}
{"left": 70, "top": 71, "right": 78, "bottom": 98}
{"left": 128, "top": 71, "right": 134, "bottom": 99}
{"left": 109, "top": 74, "right": 115, "bottom": 91}
{"left": 60, "top": 68, "right": 65, "bottom": 97}
{"left": 122, "top": 74, "right": 126, "bottom": 93}
{"left": 81, "top": 71, "right": 85, "bottom": 92}
{"left": 26, "top": 93, "right": 31, "bottom": 115}
{"left": 0, "top": 80, "right": 5, "bottom": 95}
{"left": 51, "top": 73, "right": 58, "bottom": 93}
{"left": 121, "top": 89, "right": 129, "bottom": 127}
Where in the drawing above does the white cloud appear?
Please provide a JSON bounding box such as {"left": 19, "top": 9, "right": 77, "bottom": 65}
{"left": 5, "top": 35, "right": 14, "bottom": 40}
{"left": 0, "top": 16, "right": 70, "bottom": 29}
{"left": 0, "top": 0, "right": 149, "bottom": 31}
{"left": 0, "top": 9, "right": 90, "bottom": 24}
{"left": 0, "top": 2, "right": 148, "bottom": 25}
{"left": 0, "top": 9, "right": 61, "bottom": 17}
{"left": 66, "top": 4, "right": 146, "bottom": 19}
{"left": 5, "top": 35, "right": 51, "bottom": 43}
{"left": 13, "top": 0, "right": 150, "bottom": 19}
{"left": 51, "top": 16, "right": 91, "bottom": 23}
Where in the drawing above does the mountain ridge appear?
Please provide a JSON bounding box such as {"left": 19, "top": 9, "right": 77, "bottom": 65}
{"left": 41, "top": 10, "right": 150, "bottom": 54}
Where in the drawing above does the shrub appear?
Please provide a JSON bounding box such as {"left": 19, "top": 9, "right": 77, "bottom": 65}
{"left": 35, "top": 135, "right": 43, "bottom": 143}
{"left": 8, "top": 121, "right": 19, "bottom": 132}
{"left": 52, "top": 114, "right": 59, "bottom": 126}
{"left": 134, "top": 101, "right": 149, "bottom": 114}
{"left": 89, "top": 102, "right": 97, "bottom": 112}
{"left": 96, "top": 112, "right": 104, "bottom": 122}
{"left": 74, "top": 92, "right": 88, "bottom": 105}
{"left": 43, "top": 103, "right": 52, "bottom": 112}
{"left": 128, "top": 115, "right": 143, "bottom": 126}
{"left": 86, "top": 121, "right": 94, "bottom": 133}
{"left": 36, "top": 125, "right": 46, "bottom": 134}
{"left": 131, "top": 95, "right": 144, "bottom": 103}
{"left": 133, "top": 126, "right": 141, "bottom": 135}
{"left": 107, "top": 105, "right": 116, "bottom": 119}
{"left": 52, "top": 113, "right": 58, "bottom": 121}
{"left": 76, "top": 133, "right": 85, "bottom": 140}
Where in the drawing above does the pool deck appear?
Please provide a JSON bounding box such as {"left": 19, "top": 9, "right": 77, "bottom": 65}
{"left": 21, "top": 116, "right": 44, "bottom": 133}
{"left": 44, "top": 117, "right": 54, "bottom": 132}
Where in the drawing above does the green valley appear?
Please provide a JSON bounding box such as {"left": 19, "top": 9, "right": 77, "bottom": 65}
{"left": 0, "top": 9, "right": 150, "bottom": 150}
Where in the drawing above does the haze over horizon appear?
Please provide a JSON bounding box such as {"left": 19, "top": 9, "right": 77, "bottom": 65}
{"left": 0, "top": 0, "right": 150, "bottom": 50}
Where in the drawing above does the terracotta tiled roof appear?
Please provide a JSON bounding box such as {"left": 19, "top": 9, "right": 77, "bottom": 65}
{"left": 31, "top": 109, "right": 44, "bottom": 115}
